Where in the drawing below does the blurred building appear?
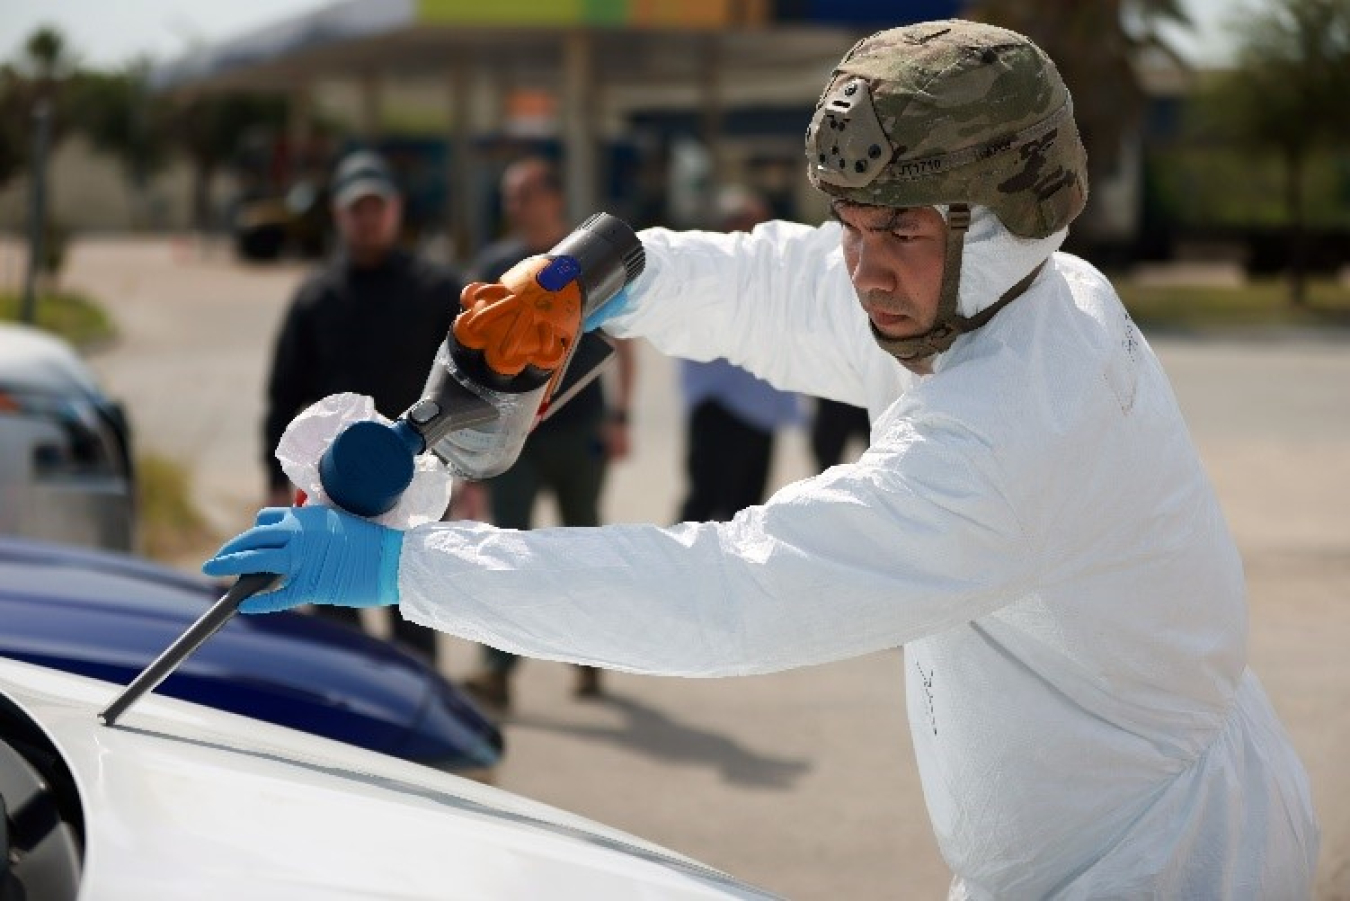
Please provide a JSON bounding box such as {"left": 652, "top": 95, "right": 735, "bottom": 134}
{"left": 0, "top": 135, "right": 235, "bottom": 234}
{"left": 131, "top": 0, "right": 967, "bottom": 254}
{"left": 16, "top": 1, "right": 1318, "bottom": 275}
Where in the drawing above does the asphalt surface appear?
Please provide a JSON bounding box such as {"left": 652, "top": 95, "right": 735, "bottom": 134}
{"left": 58, "top": 237, "right": 1350, "bottom": 899}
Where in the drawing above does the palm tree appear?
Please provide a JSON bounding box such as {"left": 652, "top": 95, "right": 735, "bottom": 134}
{"left": 8, "top": 27, "right": 81, "bottom": 306}
{"left": 19, "top": 27, "right": 77, "bottom": 96}
{"left": 1, "top": 27, "right": 81, "bottom": 187}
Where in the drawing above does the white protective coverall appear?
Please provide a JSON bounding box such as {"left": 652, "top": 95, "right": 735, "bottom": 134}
{"left": 400, "top": 208, "right": 1319, "bottom": 898}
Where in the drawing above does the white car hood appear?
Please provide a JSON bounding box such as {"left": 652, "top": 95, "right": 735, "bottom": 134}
{"left": 0, "top": 658, "right": 777, "bottom": 900}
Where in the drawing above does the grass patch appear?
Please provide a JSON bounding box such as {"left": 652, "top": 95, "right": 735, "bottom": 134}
{"left": 136, "top": 454, "right": 218, "bottom": 565}
{"left": 1116, "top": 278, "right": 1350, "bottom": 331}
{"left": 0, "top": 290, "right": 116, "bottom": 348}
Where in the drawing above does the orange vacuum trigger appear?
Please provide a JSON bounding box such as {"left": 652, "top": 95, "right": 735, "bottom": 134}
{"left": 454, "top": 256, "right": 583, "bottom": 377}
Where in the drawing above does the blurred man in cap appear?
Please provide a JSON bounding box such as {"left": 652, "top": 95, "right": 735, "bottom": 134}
{"left": 328, "top": 151, "right": 403, "bottom": 265}
{"left": 260, "top": 149, "right": 465, "bottom": 664}
{"left": 459, "top": 156, "right": 638, "bottom": 709}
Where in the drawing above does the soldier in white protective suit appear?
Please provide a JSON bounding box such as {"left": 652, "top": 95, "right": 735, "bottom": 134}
{"left": 206, "top": 20, "right": 1319, "bottom": 898}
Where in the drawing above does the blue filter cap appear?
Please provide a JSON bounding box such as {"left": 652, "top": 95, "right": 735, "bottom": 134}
{"left": 319, "top": 420, "right": 416, "bottom": 517}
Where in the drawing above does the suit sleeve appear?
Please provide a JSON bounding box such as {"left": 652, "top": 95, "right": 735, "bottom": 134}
{"left": 398, "top": 410, "right": 1036, "bottom": 676}
{"left": 601, "top": 220, "right": 874, "bottom": 408}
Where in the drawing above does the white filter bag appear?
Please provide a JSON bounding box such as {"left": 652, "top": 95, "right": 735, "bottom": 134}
{"left": 274, "top": 392, "right": 452, "bottom": 530}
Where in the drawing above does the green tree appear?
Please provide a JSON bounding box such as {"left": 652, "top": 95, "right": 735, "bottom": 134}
{"left": 62, "top": 63, "right": 291, "bottom": 234}
{"left": 972, "top": 0, "right": 1191, "bottom": 237}
{"left": 67, "top": 63, "right": 172, "bottom": 225}
{"left": 168, "top": 94, "right": 289, "bottom": 232}
{"left": 1199, "top": 0, "right": 1350, "bottom": 305}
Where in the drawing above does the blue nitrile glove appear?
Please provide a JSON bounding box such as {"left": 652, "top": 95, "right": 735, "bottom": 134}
{"left": 582, "top": 286, "right": 632, "bottom": 332}
{"left": 202, "top": 506, "right": 403, "bottom": 614}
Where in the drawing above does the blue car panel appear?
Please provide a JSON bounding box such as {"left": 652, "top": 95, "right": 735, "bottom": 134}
{"left": 0, "top": 536, "right": 501, "bottom": 770}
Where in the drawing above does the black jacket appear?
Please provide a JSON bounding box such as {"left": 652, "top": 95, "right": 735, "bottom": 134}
{"left": 263, "top": 249, "right": 463, "bottom": 489}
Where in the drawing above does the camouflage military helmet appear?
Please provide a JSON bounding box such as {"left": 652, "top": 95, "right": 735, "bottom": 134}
{"left": 806, "top": 20, "right": 1087, "bottom": 238}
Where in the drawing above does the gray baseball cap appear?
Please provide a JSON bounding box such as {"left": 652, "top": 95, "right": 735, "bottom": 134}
{"left": 332, "top": 150, "right": 398, "bottom": 207}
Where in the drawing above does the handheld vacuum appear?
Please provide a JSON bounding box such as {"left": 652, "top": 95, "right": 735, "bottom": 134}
{"left": 100, "top": 212, "right": 644, "bottom": 726}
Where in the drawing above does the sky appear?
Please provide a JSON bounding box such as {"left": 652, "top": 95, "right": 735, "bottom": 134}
{"left": 0, "top": 0, "right": 1250, "bottom": 70}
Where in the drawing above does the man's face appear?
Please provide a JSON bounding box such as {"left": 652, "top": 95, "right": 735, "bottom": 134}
{"left": 502, "top": 165, "right": 563, "bottom": 237}
{"left": 833, "top": 201, "right": 947, "bottom": 341}
{"left": 334, "top": 193, "right": 402, "bottom": 260}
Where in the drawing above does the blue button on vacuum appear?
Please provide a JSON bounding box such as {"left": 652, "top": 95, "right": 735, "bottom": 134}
{"left": 536, "top": 255, "right": 581, "bottom": 292}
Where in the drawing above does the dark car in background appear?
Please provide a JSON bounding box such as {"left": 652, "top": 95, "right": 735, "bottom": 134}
{"left": 0, "top": 535, "right": 502, "bottom": 775}
{"left": 232, "top": 178, "right": 331, "bottom": 262}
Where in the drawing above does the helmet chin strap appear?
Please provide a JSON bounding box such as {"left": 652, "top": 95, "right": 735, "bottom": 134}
{"left": 869, "top": 204, "right": 1044, "bottom": 367}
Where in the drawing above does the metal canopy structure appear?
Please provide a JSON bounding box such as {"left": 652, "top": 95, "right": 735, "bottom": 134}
{"left": 152, "top": 0, "right": 966, "bottom": 250}
{"left": 156, "top": 21, "right": 869, "bottom": 92}
{"left": 152, "top": 0, "right": 968, "bottom": 91}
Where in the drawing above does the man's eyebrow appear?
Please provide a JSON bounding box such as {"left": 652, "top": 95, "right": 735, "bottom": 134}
{"left": 829, "top": 200, "right": 923, "bottom": 230}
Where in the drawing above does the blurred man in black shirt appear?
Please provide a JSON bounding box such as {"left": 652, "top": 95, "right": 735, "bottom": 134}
{"left": 262, "top": 150, "right": 464, "bottom": 662}
{"left": 461, "top": 157, "right": 636, "bottom": 710}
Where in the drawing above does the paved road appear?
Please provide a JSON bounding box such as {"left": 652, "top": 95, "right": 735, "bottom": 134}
{"left": 64, "top": 238, "right": 1350, "bottom": 899}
